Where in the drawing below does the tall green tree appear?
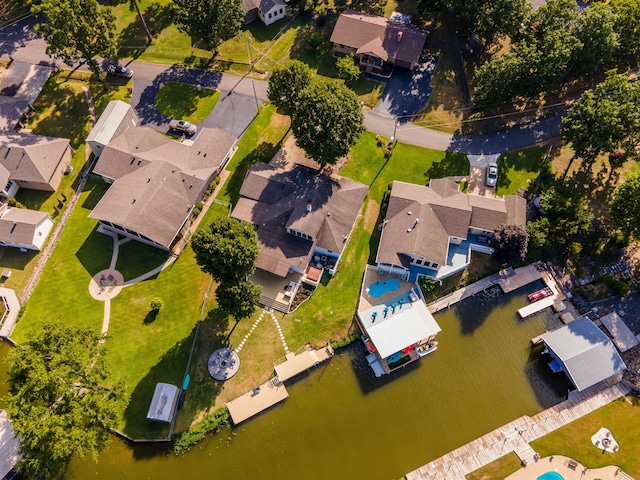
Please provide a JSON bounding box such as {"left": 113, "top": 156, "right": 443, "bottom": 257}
{"left": 216, "top": 280, "right": 262, "bottom": 320}
{"left": 32, "top": 0, "right": 117, "bottom": 86}
{"left": 490, "top": 224, "right": 529, "bottom": 264}
{"left": 610, "top": 0, "right": 640, "bottom": 61}
{"left": 540, "top": 186, "right": 591, "bottom": 240}
{"left": 291, "top": 81, "right": 364, "bottom": 167}
{"left": 267, "top": 60, "right": 313, "bottom": 115}
{"left": 562, "top": 72, "right": 640, "bottom": 167}
{"left": 172, "top": 0, "right": 244, "bottom": 52}
{"left": 6, "top": 322, "right": 126, "bottom": 479}
{"left": 610, "top": 176, "right": 640, "bottom": 239}
{"left": 191, "top": 216, "right": 260, "bottom": 283}
{"left": 336, "top": 54, "right": 361, "bottom": 82}
{"left": 570, "top": 3, "right": 618, "bottom": 74}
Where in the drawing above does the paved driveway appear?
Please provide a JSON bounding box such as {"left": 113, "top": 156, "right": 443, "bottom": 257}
{"left": 374, "top": 56, "right": 438, "bottom": 119}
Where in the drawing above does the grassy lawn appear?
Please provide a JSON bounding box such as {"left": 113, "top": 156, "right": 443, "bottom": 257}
{"left": 0, "top": 75, "right": 128, "bottom": 297}
{"left": 12, "top": 179, "right": 112, "bottom": 343}
{"left": 154, "top": 82, "right": 220, "bottom": 124}
{"left": 115, "top": 239, "right": 169, "bottom": 282}
{"left": 465, "top": 452, "right": 521, "bottom": 480}
{"left": 497, "top": 146, "right": 547, "bottom": 196}
{"left": 216, "top": 103, "right": 290, "bottom": 204}
{"left": 531, "top": 396, "right": 640, "bottom": 478}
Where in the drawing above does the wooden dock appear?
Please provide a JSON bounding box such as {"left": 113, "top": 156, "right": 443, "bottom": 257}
{"left": 499, "top": 265, "right": 542, "bottom": 293}
{"left": 274, "top": 345, "right": 333, "bottom": 382}
{"left": 226, "top": 378, "right": 289, "bottom": 425}
{"left": 406, "top": 377, "right": 630, "bottom": 480}
{"left": 517, "top": 271, "right": 565, "bottom": 318}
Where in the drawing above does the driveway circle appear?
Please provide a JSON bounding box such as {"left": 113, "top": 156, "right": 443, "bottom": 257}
{"left": 89, "top": 269, "right": 124, "bottom": 300}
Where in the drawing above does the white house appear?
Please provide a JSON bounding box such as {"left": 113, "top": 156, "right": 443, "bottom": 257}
{"left": 86, "top": 100, "right": 139, "bottom": 159}
{"left": 0, "top": 207, "right": 54, "bottom": 251}
{"left": 241, "top": 0, "right": 287, "bottom": 26}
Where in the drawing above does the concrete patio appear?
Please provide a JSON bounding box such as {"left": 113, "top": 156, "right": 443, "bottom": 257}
{"left": 506, "top": 455, "right": 628, "bottom": 480}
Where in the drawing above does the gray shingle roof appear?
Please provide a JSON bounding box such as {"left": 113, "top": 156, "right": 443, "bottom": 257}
{"left": 231, "top": 163, "right": 368, "bottom": 277}
{"left": 330, "top": 10, "right": 428, "bottom": 65}
{"left": 377, "top": 179, "right": 526, "bottom": 266}
{"left": 0, "top": 132, "right": 70, "bottom": 184}
{"left": 0, "top": 207, "right": 50, "bottom": 246}
{"left": 90, "top": 126, "right": 235, "bottom": 248}
{"left": 542, "top": 317, "right": 626, "bottom": 391}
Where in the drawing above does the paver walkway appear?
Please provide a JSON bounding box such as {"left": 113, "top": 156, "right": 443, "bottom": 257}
{"left": 235, "top": 309, "right": 290, "bottom": 355}
{"left": 406, "top": 379, "right": 630, "bottom": 480}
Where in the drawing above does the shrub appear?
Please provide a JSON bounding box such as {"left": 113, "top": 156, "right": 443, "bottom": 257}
{"left": 150, "top": 297, "right": 163, "bottom": 311}
{"left": 308, "top": 31, "right": 324, "bottom": 50}
{"left": 7, "top": 197, "right": 26, "bottom": 209}
{"left": 418, "top": 276, "right": 437, "bottom": 294}
{"left": 330, "top": 332, "right": 360, "bottom": 350}
{"left": 172, "top": 408, "right": 230, "bottom": 453}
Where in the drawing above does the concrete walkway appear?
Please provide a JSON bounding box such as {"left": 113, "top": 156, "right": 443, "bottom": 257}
{"left": 0, "top": 288, "right": 21, "bottom": 339}
{"left": 406, "top": 379, "right": 630, "bottom": 480}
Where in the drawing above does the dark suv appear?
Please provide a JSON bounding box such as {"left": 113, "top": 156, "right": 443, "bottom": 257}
{"left": 106, "top": 65, "right": 133, "bottom": 79}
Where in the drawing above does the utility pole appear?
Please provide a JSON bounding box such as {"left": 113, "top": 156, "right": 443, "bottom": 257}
{"left": 246, "top": 34, "right": 260, "bottom": 112}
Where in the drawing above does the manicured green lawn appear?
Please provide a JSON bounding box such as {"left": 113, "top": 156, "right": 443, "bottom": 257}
{"left": 218, "top": 17, "right": 290, "bottom": 67}
{"left": 283, "top": 132, "right": 469, "bottom": 345}
{"left": 12, "top": 179, "right": 112, "bottom": 343}
{"left": 115, "top": 239, "right": 169, "bottom": 282}
{"left": 216, "top": 103, "right": 290, "bottom": 204}
{"left": 531, "top": 396, "right": 640, "bottom": 478}
{"left": 465, "top": 452, "right": 521, "bottom": 480}
{"left": 154, "top": 82, "right": 220, "bottom": 124}
{"left": 497, "top": 147, "right": 547, "bottom": 196}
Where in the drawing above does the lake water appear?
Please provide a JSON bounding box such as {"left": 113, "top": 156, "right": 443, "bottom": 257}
{"left": 6, "top": 282, "right": 573, "bottom": 480}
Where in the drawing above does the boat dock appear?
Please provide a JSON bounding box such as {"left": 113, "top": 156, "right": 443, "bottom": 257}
{"left": 406, "top": 378, "right": 630, "bottom": 480}
{"left": 274, "top": 344, "right": 334, "bottom": 382}
{"left": 226, "top": 378, "right": 289, "bottom": 425}
{"left": 498, "top": 265, "right": 542, "bottom": 293}
{"left": 599, "top": 312, "right": 640, "bottom": 352}
{"left": 517, "top": 271, "right": 564, "bottom": 318}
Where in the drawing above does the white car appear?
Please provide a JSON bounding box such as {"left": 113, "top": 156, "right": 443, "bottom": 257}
{"left": 485, "top": 162, "right": 498, "bottom": 187}
{"left": 168, "top": 119, "right": 197, "bottom": 135}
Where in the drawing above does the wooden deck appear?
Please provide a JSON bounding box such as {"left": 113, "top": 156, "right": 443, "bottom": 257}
{"left": 517, "top": 271, "right": 564, "bottom": 318}
{"left": 406, "top": 377, "right": 630, "bottom": 480}
{"left": 226, "top": 379, "right": 289, "bottom": 425}
{"left": 274, "top": 345, "right": 334, "bottom": 382}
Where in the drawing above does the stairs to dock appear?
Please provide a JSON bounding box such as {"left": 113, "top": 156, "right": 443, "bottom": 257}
{"left": 259, "top": 295, "right": 290, "bottom": 313}
{"left": 514, "top": 444, "right": 538, "bottom": 466}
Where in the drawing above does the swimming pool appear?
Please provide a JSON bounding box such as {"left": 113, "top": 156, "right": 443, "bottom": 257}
{"left": 537, "top": 472, "right": 564, "bottom": 480}
{"left": 368, "top": 278, "right": 400, "bottom": 298}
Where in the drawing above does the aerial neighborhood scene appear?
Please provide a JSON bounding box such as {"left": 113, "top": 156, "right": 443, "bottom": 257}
{"left": 2, "top": 0, "right": 640, "bottom": 478}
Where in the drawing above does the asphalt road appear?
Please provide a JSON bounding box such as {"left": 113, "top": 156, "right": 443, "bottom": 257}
{"left": 1, "top": 17, "right": 562, "bottom": 154}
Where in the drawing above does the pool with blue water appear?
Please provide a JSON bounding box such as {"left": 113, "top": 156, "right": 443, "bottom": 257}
{"left": 368, "top": 278, "right": 400, "bottom": 298}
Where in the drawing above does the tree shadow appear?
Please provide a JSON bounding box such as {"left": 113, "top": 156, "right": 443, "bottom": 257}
{"left": 524, "top": 343, "right": 575, "bottom": 409}
{"left": 424, "top": 150, "right": 470, "bottom": 181}
{"left": 116, "top": 1, "right": 175, "bottom": 60}
{"left": 143, "top": 309, "right": 159, "bottom": 324}
{"left": 0, "top": 15, "right": 40, "bottom": 59}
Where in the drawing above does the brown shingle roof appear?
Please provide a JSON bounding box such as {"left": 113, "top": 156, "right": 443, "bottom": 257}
{"left": 0, "top": 207, "right": 50, "bottom": 246}
{"left": 231, "top": 163, "right": 367, "bottom": 277}
{"left": 0, "top": 133, "right": 69, "bottom": 184}
{"left": 330, "top": 10, "right": 428, "bottom": 65}
{"left": 90, "top": 126, "right": 235, "bottom": 248}
{"left": 377, "top": 180, "right": 526, "bottom": 266}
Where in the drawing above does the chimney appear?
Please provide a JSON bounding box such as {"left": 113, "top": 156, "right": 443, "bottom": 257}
{"left": 306, "top": 203, "right": 312, "bottom": 212}
{"left": 397, "top": 31, "right": 403, "bottom": 42}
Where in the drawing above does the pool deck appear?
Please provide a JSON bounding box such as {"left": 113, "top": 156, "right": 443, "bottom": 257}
{"left": 226, "top": 378, "right": 289, "bottom": 425}
{"left": 505, "top": 455, "right": 626, "bottom": 480}
{"left": 359, "top": 267, "right": 417, "bottom": 311}
{"left": 406, "top": 377, "right": 630, "bottom": 480}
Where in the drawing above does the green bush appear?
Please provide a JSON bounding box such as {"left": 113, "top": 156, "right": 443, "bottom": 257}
{"left": 7, "top": 197, "right": 26, "bottom": 209}
{"left": 330, "top": 332, "right": 360, "bottom": 350}
{"left": 418, "top": 276, "right": 437, "bottom": 295}
{"left": 172, "top": 408, "right": 230, "bottom": 453}
{"left": 308, "top": 31, "right": 324, "bottom": 50}
{"left": 596, "top": 273, "right": 631, "bottom": 296}
{"left": 150, "top": 297, "right": 163, "bottom": 311}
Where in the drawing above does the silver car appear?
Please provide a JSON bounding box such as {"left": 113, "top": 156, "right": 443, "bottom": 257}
{"left": 485, "top": 162, "right": 498, "bottom": 187}
{"left": 168, "top": 119, "right": 197, "bottom": 135}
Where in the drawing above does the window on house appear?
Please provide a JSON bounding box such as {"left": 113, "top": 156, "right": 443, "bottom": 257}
{"left": 432, "top": 263, "right": 439, "bottom": 268}
{"left": 268, "top": 12, "right": 272, "bottom": 18}
{"left": 279, "top": 8, "right": 283, "bottom": 14}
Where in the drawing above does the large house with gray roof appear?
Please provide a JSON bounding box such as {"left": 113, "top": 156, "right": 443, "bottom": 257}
{"left": 376, "top": 178, "right": 526, "bottom": 281}
{"left": 231, "top": 163, "right": 368, "bottom": 279}
{"left": 330, "top": 10, "right": 428, "bottom": 73}
{"left": 89, "top": 125, "right": 235, "bottom": 251}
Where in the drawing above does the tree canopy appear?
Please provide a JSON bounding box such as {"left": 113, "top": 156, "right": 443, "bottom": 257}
{"left": 562, "top": 72, "right": 640, "bottom": 166}
{"left": 267, "top": 60, "right": 313, "bottom": 115}
{"left": 490, "top": 224, "right": 529, "bottom": 264}
{"left": 6, "top": 322, "right": 126, "bottom": 479}
{"left": 610, "top": 0, "right": 640, "bottom": 62}
{"left": 172, "top": 0, "right": 244, "bottom": 51}
{"left": 336, "top": 54, "right": 361, "bottom": 82}
{"left": 216, "top": 280, "right": 262, "bottom": 320}
{"left": 291, "top": 81, "right": 364, "bottom": 167}
{"left": 191, "top": 216, "right": 260, "bottom": 283}
{"left": 610, "top": 176, "right": 640, "bottom": 239}
{"left": 32, "top": 0, "right": 117, "bottom": 82}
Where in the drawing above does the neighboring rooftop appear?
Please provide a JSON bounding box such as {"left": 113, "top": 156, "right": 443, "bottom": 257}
{"left": 377, "top": 179, "right": 526, "bottom": 267}
{"left": 231, "top": 163, "right": 368, "bottom": 277}
{"left": 0, "top": 132, "right": 70, "bottom": 185}
{"left": 541, "top": 317, "right": 627, "bottom": 391}
{"left": 330, "top": 10, "right": 428, "bottom": 65}
{"left": 86, "top": 99, "right": 138, "bottom": 149}
{"left": 0, "top": 208, "right": 51, "bottom": 247}
{"left": 0, "top": 410, "right": 20, "bottom": 479}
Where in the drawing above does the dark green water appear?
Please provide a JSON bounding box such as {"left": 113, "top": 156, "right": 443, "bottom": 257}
{"left": 13, "top": 283, "right": 572, "bottom": 480}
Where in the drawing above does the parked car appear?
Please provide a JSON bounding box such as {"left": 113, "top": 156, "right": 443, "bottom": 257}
{"left": 485, "top": 162, "right": 498, "bottom": 187}
{"left": 168, "top": 119, "right": 197, "bottom": 135}
{"left": 106, "top": 64, "right": 133, "bottom": 79}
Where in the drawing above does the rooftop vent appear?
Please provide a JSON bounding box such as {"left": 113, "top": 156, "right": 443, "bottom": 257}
{"left": 147, "top": 178, "right": 151, "bottom": 183}
{"left": 306, "top": 203, "right": 312, "bottom": 212}
{"left": 327, "top": 212, "right": 331, "bottom": 217}
{"left": 407, "top": 211, "right": 412, "bottom": 215}
{"left": 407, "top": 228, "right": 412, "bottom": 233}
{"left": 132, "top": 199, "right": 136, "bottom": 204}
{"left": 397, "top": 31, "right": 403, "bottom": 42}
